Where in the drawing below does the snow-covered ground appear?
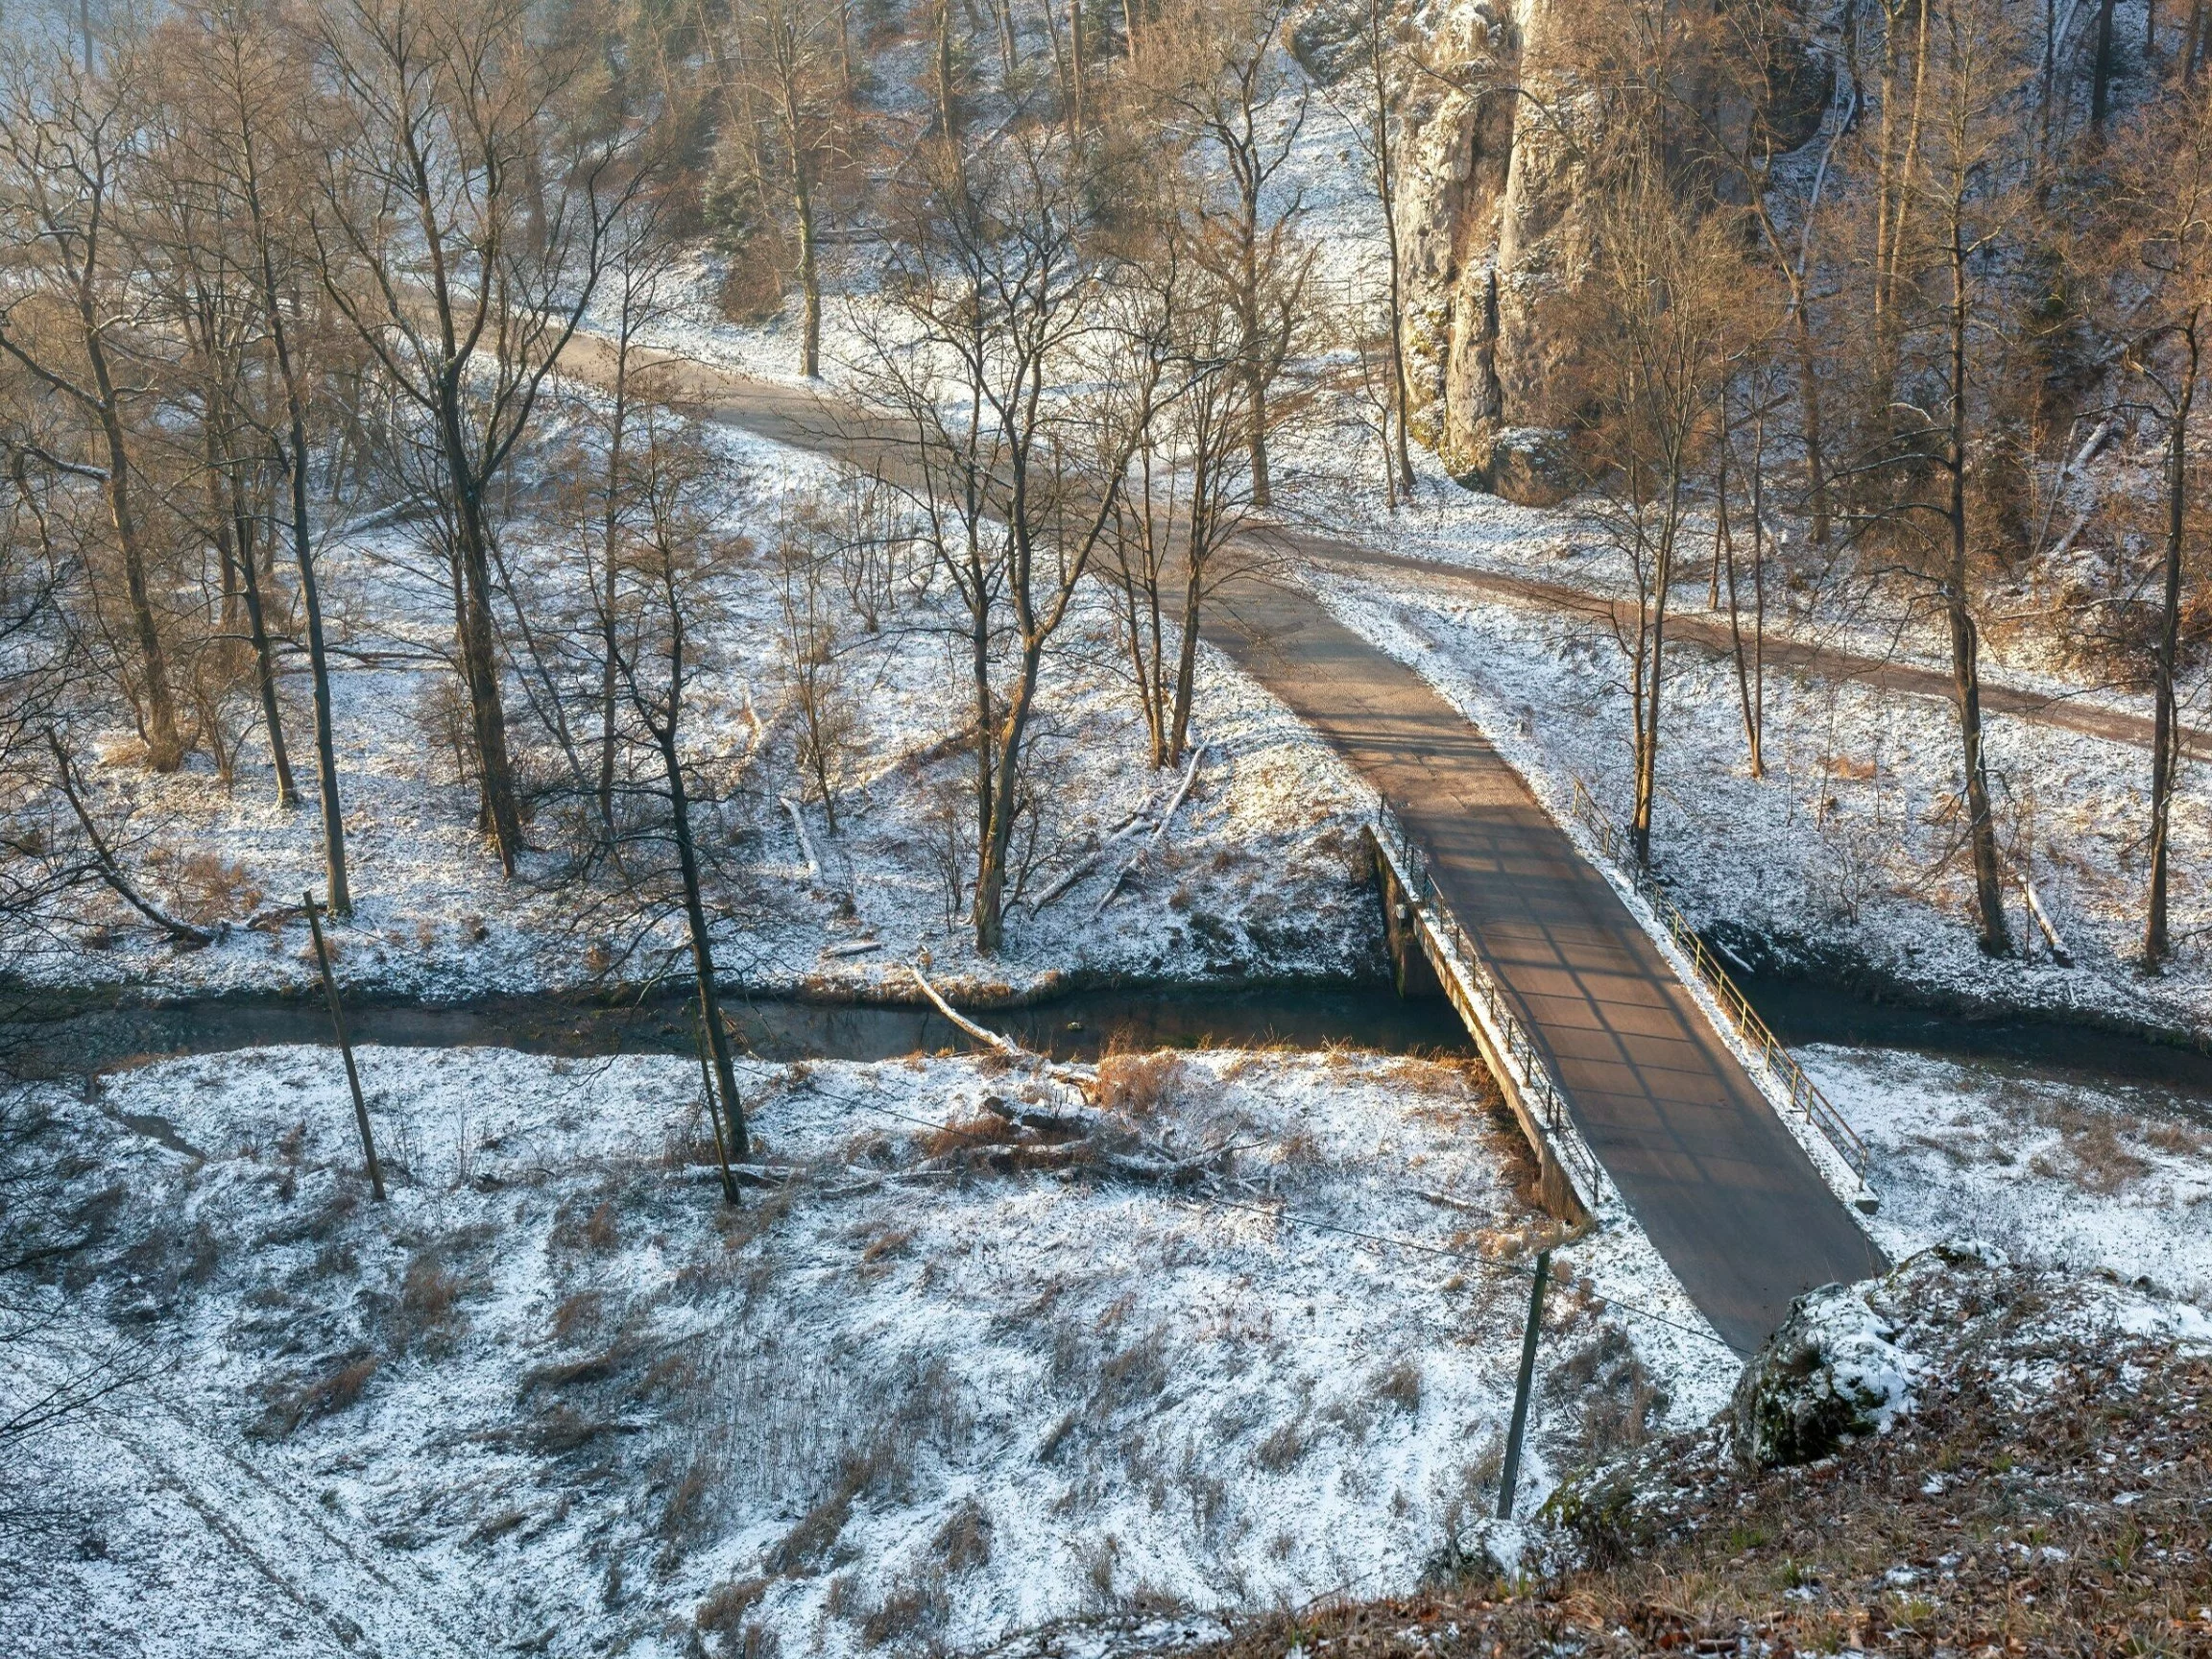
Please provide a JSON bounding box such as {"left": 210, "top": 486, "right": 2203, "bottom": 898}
{"left": 0, "top": 1041, "right": 1731, "bottom": 1659}
{"left": 23, "top": 412, "right": 1379, "bottom": 1003}
{"left": 1817, "top": 1045, "right": 2212, "bottom": 1312}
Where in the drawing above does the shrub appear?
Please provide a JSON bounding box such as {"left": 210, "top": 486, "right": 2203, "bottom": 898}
{"left": 1095, "top": 1047, "right": 1186, "bottom": 1118}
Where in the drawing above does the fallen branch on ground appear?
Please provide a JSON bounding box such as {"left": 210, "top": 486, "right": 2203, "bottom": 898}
{"left": 781, "top": 797, "right": 820, "bottom": 882}
{"left": 1091, "top": 744, "right": 1206, "bottom": 920}
{"left": 46, "top": 732, "right": 215, "bottom": 946}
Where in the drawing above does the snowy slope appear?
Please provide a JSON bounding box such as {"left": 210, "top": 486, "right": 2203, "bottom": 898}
{"left": 0, "top": 1042, "right": 1732, "bottom": 1659}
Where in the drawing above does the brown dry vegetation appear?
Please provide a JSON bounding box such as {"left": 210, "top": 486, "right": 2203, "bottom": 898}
{"left": 1154, "top": 1269, "right": 2212, "bottom": 1658}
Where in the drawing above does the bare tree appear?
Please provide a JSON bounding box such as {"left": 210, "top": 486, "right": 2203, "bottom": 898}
{"left": 307, "top": 0, "right": 650, "bottom": 876}
{"left": 139, "top": 19, "right": 300, "bottom": 809}
{"left": 776, "top": 507, "right": 858, "bottom": 830}
{"left": 855, "top": 129, "right": 1145, "bottom": 951}
{"left": 594, "top": 400, "right": 752, "bottom": 1200}
{"left": 0, "top": 42, "right": 185, "bottom": 771}
{"left": 1571, "top": 167, "right": 1743, "bottom": 866}
{"left": 191, "top": 0, "right": 357, "bottom": 910}
{"left": 2108, "top": 84, "right": 2212, "bottom": 967}
{"left": 1094, "top": 210, "right": 1267, "bottom": 767}
{"left": 1855, "top": 0, "right": 2031, "bottom": 955}
{"left": 1132, "top": 0, "right": 1313, "bottom": 509}
{"left": 723, "top": 0, "right": 854, "bottom": 377}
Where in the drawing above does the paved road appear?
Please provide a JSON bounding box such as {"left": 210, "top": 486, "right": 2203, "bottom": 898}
{"left": 555, "top": 341, "right": 1890, "bottom": 1350}
{"left": 1208, "top": 579, "right": 1888, "bottom": 1352}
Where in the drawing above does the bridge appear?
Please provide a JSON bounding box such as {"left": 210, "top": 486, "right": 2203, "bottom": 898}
{"left": 554, "top": 338, "right": 1891, "bottom": 1356}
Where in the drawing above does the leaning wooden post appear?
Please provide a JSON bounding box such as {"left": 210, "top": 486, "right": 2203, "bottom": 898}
{"left": 304, "top": 889, "right": 384, "bottom": 1201}
{"left": 693, "top": 1013, "right": 740, "bottom": 1206}
{"left": 1496, "top": 1247, "right": 1551, "bottom": 1519}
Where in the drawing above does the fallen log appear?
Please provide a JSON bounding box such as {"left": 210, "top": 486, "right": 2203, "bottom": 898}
{"left": 1092, "top": 744, "right": 1205, "bottom": 921}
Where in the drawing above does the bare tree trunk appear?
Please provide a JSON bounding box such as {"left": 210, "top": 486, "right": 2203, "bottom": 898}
{"left": 786, "top": 78, "right": 822, "bottom": 378}
{"left": 83, "top": 347, "right": 183, "bottom": 772}
{"left": 438, "top": 395, "right": 526, "bottom": 875}
{"left": 655, "top": 710, "right": 748, "bottom": 1195}
{"left": 274, "top": 352, "right": 351, "bottom": 914}
{"left": 597, "top": 336, "right": 630, "bottom": 834}
{"left": 242, "top": 102, "right": 349, "bottom": 910}
{"left": 1368, "top": 0, "right": 1414, "bottom": 497}
{"left": 2093, "top": 0, "right": 2119, "bottom": 128}
{"left": 1069, "top": 0, "right": 1088, "bottom": 130}
{"left": 1947, "top": 223, "right": 2010, "bottom": 955}
{"left": 1630, "top": 510, "right": 1676, "bottom": 868}
{"left": 974, "top": 640, "right": 1045, "bottom": 951}
{"left": 1726, "top": 394, "right": 1768, "bottom": 778}
{"left": 2145, "top": 325, "right": 2198, "bottom": 968}
{"left": 226, "top": 461, "right": 298, "bottom": 807}
{"left": 1166, "top": 493, "right": 1207, "bottom": 764}
{"left": 937, "top": 0, "right": 959, "bottom": 134}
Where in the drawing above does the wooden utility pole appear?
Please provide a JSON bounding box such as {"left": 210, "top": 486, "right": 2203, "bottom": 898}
{"left": 1496, "top": 1248, "right": 1551, "bottom": 1519}
{"left": 694, "top": 1013, "right": 740, "bottom": 1205}
{"left": 304, "top": 890, "right": 385, "bottom": 1201}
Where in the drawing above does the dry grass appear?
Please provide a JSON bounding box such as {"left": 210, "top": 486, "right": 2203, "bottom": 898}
{"left": 919, "top": 1114, "right": 1020, "bottom": 1157}
{"left": 1095, "top": 1046, "right": 1188, "bottom": 1118}
{"left": 932, "top": 1498, "right": 994, "bottom": 1572}
{"left": 2142, "top": 1118, "right": 2211, "bottom": 1157}
{"left": 389, "top": 1251, "right": 466, "bottom": 1353}
{"left": 656, "top": 1452, "right": 715, "bottom": 1562}
{"left": 1371, "top": 1358, "right": 1424, "bottom": 1413}
{"left": 1254, "top": 1418, "right": 1308, "bottom": 1471}
{"left": 1157, "top": 1267, "right": 2212, "bottom": 1659}
{"left": 581, "top": 1201, "right": 620, "bottom": 1251}
{"left": 251, "top": 1351, "right": 379, "bottom": 1437}
{"left": 766, "top": 1487, "right": 854, "bottom": 1575}
{"left": 857, "top": 1569, "right": 950, "bottom": 1648}
{"left": 550, "top": 1289, "right": 603, "bottom": 1345}
{"left": 2033, "top": 1105, "right": 2155, "bottom": 1193}
{"left": 695, "top": 1576, "right": 768, "bottom": 1644}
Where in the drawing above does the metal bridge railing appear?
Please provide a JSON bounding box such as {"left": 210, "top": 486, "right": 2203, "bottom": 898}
{"left": 1567, "top": 780, "right": 1871, "bottom": 1180}
{"left": 1370, "top": 796, "right": 1604, "bottom": 1202}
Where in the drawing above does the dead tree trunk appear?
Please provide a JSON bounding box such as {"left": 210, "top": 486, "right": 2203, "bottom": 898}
{"left": 2145, "top": 323, "right": 2199, "bottom": 968}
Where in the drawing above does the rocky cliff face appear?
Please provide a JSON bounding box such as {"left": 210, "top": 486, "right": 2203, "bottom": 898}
{"left": 1390, "top": 0, "right": 1826, "bottom": 504}
{"left": 1394, "top": 0, "right": 1587, "bottom": 502}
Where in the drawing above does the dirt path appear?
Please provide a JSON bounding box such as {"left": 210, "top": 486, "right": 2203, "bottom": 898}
{"left": 553, "top": 342, "right": 1889, "bottom": 1349}
{"left": 1271, "top": 531, "right": 2205, "bottom": 756}
{"left": 580, "top": 330, "right": 2189, "bottom": 756}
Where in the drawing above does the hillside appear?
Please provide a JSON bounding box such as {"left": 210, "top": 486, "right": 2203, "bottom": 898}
{"left": 1162, "top": 1249, "right": 2212, "bottom": 1658}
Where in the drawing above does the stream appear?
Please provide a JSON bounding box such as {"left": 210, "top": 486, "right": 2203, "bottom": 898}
{"left": 8, "top": 971, "right": 2212, "bottom": 1114}
{"left": 0, "top": 981, "right": 1478, "bottom": 1080}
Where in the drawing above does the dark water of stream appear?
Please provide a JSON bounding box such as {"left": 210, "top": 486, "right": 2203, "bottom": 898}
{"left": 10, "top": 968, "right": 2212, "bottom": 1107}
{"left": 0, "top": 981, "right": 1478, "bottom": 1080}
{"left": 1740, "top": 973, "right": 2212, "bottom": 1102}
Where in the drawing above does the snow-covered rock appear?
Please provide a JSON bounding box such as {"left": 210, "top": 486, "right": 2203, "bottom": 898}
{"left": 1729, "top": 1277, "right": 1924, "bottom": 1469}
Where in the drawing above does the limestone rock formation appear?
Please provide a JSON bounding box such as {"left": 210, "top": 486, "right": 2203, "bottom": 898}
{"left": 1389, "top": 0, "right": 1828, "bottom": 504}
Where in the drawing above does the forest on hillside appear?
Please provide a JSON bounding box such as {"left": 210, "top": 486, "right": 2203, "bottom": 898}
{"left": 2, "top": 0, "right": 2212, "bottom": 1029}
